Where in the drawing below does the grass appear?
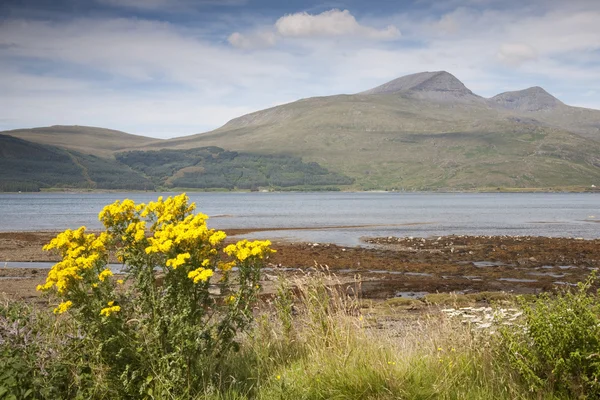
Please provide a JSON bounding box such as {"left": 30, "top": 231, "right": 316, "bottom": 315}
{"left": 205, "top": 275, "right": 535, "bottom": 399}
{"left": 0, "top": 274, "right": 572, "bottom": 399}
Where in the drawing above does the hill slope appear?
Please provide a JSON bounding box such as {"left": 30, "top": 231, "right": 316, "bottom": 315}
{"left": 0, "top": 135, "right": 353, "bottom": 192}
{"left": 0, "top": 135, "right": 153, "bottom": 191}
{"left": 116, "top": 147, "right": 354, "bottom": 190}
{"left": 144, "top": 71, "right": 600, "bottom": 190}
{"left": 0, "top": 125, "right": 160, "bottom": 157}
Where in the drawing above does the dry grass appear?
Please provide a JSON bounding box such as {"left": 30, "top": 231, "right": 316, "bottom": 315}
{"left": 206, "top": 270, "right": 545, "bottom": 399}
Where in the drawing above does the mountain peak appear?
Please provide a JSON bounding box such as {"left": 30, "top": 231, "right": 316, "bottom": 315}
{"left": 360, "top": 71, "right": 481, "bottom": 103}
{"left": 490, "top": 86, "right": 564, "bottom": 111}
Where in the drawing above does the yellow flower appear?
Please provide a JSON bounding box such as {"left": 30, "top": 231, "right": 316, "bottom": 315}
{"left": 217, "top": 261, "right": 235, "bottom": 272}
{"left": 98, "top": 268, "right": 113, "bottom": 282}
{"left": 100, "top": 301, "right": 121, "bottom": 317}
{"left": 224, "top": 240, "right": 274, "bottom": 262}
{"left": 117, "top": 279, "right": 124, "bottom": 285}
{"left": 276, "top": 375, "right": 281, "bottom": 380}
{"left": 208, "top": 230, "right": 226, "bottom": 246}
{"left": 98, "top": 199, "right": 137, "bottom": 227}
{"left": 188, "top": 267, "right": 214, "bottom": 284}
{"left": 166, "top": 253, "right": 191, "bottom": 269}
{"left": 53, "top": 300, "right": 73, "bottom": 314}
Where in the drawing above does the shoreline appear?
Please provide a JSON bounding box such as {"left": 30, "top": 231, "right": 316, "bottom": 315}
{"left": 1, "top": 231, "right": 599, "bottom": 301}
{"left": 1, "top": 186, "right": 599, "bottom": 194}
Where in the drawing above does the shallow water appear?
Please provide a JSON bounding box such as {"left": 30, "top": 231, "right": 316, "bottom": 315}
{"left": 1, "top": 192, "right": 599, "bottom": 246}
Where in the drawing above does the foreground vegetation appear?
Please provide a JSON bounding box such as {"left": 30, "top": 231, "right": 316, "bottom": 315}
{"left": 3, "top": 273, "right": 600, "bottom": 399}
{"left": 1, "top": 195, "right": 599, "bottom": 398}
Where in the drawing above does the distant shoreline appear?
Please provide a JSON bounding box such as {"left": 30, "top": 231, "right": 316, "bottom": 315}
{"left": 1, "top": 186, "right": 598, "bottom": 194}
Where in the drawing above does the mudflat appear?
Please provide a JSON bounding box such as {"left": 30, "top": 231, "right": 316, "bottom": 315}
{"left": 1, "top": 230, "right": 599, "bottom": 302}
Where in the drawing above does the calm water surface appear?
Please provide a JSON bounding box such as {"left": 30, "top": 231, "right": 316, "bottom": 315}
{"left": 0, "top": 192, "right": 598, "bottom": 246}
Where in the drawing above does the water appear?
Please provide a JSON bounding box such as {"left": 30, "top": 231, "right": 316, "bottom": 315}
{"left": 0, "top": 192, "right": 598, "bottom": 246}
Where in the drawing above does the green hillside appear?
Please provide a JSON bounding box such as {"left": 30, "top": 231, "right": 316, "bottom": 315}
{"left": 117, "top": 147, "right": 354, "bottom": 190}
{"left": 3, "top": 71, "right": 600, "bottom": 191}
{"left": 144, "top": 72, "right": 600, "bottom": 190}
{"left": 0, "top": 125, "right": 160, "bottom": 157}
{"left": 0, "top": 135, "right": 153, "bottom": 191}
{"left": 0, "top": 136, "right": 352, "bottom": 192}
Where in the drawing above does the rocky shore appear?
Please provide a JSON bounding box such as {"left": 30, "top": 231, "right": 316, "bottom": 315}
{"left": 1, "top": 231, "right": 599, "bottom": 302}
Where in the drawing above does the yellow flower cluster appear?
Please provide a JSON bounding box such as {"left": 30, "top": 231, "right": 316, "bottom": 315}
{"left": 217, "top": 260, "right": 236, "bottom": 272}
{"left": 41, "top": 194, "right": 272, "bottom": 327}
{"left": 141, "top": 193, "right": 196, "bottom": 227}
{"left": 98, "top": 199, "right": 142, "bottom": 228}
{"left": 100, "top": 301, "right": 121, "bottom": 317}
{"left": 124, "top": 220, "right": 146, "bottom": 242}
{"left": 98, "top": 268, "right": 113, "bottom": 282}
{"left": 144, "top": 213, "right": 219, "bottom": 255}
{"left": 188, "top": 268, "right": 214, "bottom": 284}
{"left": 224, "top": 240, "right": 275, "bottom": 262}
{"left": 166, "top": 252, "right": 190, "bottom": 269}
{"left": 53, "top": 300, "right": 73, "bottom": 314}
{"left": 37, "top": 227, "right": 109, "bottom": 294}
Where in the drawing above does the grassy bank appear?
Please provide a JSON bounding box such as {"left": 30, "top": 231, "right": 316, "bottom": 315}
{"left": 4, "top": 271, "right": 599, "bottom": 399}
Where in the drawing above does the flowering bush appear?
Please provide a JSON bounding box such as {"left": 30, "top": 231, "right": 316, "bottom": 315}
{"left": 37, "top": 193, "right": 274, "bottom": 397}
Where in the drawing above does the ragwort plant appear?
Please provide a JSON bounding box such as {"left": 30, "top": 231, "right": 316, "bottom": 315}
{"left": 37, "top": 193, "right": 274, "bottom": 397}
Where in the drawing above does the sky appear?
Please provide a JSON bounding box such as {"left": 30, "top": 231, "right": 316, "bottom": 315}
{"left": 1, "top": 0, "right": 599, "bottom": 139}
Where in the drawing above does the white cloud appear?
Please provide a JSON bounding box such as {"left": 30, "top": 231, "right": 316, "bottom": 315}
{"left": 274, "top": 9, "right": 400, "bottom": 40}
{"left": 229, "top": 9, "right": 400, "bottom": 50}
{"left": 497, "top": 43, "right": 538, "bottom": 66}
{"left": 228, "top": 31, "right": 277, "bottom": 49}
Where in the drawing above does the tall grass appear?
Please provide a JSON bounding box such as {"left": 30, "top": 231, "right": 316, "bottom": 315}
{"left": 202, "top": 271, "right": 545, "bottom": 399}
{"left": 1, "top": 271, "right": 572, "bottom": 399}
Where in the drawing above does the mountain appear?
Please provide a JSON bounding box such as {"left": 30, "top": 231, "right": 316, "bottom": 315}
{"left": 360, "top": 71, "right": 484, "bottom": 103}
{"left": 489, "top": 86, "right": 564, "bottom": 111}
{"left": 0, "top": 135, "right": 153, "bottom": 191}
{"left": 3, "top": 72, "right": 600, "bottom": 191}
{"left": 142, "top": 71, "right": 600, "bottom": 190}
{"left": 0, "top": 125, "right": 160, "bottom": 157}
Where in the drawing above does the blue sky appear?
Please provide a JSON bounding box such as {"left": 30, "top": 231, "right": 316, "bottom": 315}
{"left": 1, "top": 0, "right": 599, "bottom": 138}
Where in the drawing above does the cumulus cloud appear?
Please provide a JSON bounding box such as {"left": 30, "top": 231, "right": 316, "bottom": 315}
{"left": 274, "top": 9, "right": 400, "bottom": 40}
{"left": 497, "top": 43, "right": 538, "bottom": 66}
{"left": 229, "top": 9, "right": 400, "bottom": 49}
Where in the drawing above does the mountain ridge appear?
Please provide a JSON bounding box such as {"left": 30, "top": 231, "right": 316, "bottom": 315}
{"left": 3, "top": 71, "right": 600, "bottom": 190}
{"left": 0, "top": 125, "right": 160, "bottom": 157}
{"left": 139, "top": 70, "right": 600, "bottom": 190}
